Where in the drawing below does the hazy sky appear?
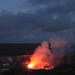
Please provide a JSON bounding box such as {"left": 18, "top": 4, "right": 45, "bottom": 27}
{"left": 0, "top": 0, "right": 74, "bottom": 43}
{"left": 0, "top": 0, "right": 25, "bottom": 13}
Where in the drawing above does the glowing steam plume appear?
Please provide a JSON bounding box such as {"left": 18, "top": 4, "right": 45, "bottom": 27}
{"left": 27, "top": 41, "right": 55, "bottom": 70}
{"left": 26, "top": 38, "right": 67, "bottom": 70}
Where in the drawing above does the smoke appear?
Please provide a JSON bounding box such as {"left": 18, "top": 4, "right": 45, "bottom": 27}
{"left": 49, "top": 38, "right": 68, "bottom": 65}
{"left": 28, "top": 38, "right": 68, "bottom": 69}
{"left": 50, "top": 38, "right": 68, "bottom": 54}
{"left": 28, "top": 41, "right": 55, "bottom": 69}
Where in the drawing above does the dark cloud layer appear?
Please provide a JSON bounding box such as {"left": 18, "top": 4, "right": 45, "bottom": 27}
{"left": 0, "top": 0, "right": 74, "bottom": 43}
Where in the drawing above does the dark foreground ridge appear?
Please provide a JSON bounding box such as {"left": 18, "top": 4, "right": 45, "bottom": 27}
{"left": 2, "top": 64, "right": 75, "bottom": 75}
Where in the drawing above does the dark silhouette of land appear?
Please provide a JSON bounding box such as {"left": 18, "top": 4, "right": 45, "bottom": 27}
{"left": 0, "top": 43, "right": 40, "bottom": 56}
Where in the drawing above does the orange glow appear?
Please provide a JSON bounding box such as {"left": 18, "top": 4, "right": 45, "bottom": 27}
{"left": 25, "top": 42, "right": 56, "bottom": 70}
{"left": 27, "top": 60, "right": 54, "bottom": 70}
{"left": 27, "top": 62, "right": 35, "bottom": 69}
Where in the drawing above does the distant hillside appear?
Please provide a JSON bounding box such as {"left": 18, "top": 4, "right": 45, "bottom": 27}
{"left": 62, "top": 53, "right": 75, "bottom": 64}
{"left": 0, "top": 43, "right": 40, "bottom": 56}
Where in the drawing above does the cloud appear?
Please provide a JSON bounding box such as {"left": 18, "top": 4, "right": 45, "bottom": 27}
{"left": 0, "top": 0, "right": 74, "bottom": 43}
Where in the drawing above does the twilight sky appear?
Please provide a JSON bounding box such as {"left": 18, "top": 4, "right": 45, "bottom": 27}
{"left": 0, "top": 0, "right": 74, "bottom": 43}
